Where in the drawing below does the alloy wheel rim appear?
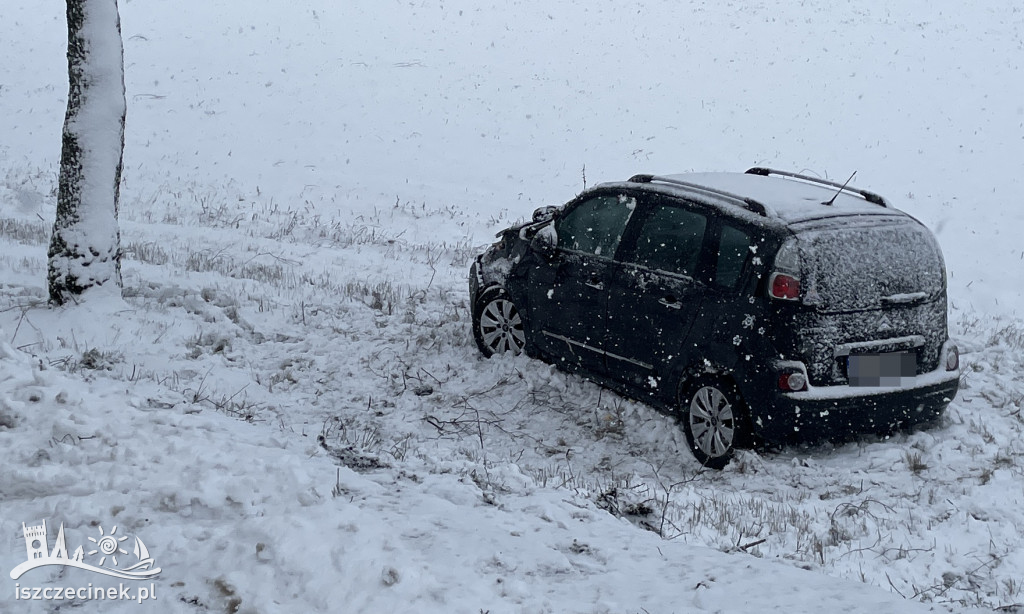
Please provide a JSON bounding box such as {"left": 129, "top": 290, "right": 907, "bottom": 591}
{"left": 479, "top": 298, "right": 525, "bottom": 354}
{"left": 689, "top": 386, "right": 735, "bottom": 459}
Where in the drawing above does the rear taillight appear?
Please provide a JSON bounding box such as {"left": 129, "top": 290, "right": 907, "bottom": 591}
{"left": 944, "top": 344, "right": 959, "bottom": 371}
{"left": 768, "top": 239, "right": 801, "bottom": 301}
{"left": 778, "top": 370, "right": 807, "bottom": 392}
{"left": 769, "top": 272, "right": 800, "bottom": 301}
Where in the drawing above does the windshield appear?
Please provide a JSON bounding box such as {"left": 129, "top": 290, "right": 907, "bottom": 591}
{"left": 797, "top": 219, "right": 945, "bottom": 312}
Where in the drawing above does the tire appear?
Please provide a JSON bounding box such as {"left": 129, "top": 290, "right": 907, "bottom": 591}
{"left": 473, "top": 289, "right": 526, "bottom": 358}
{"left": 680, "top": 376, "right": 748, "bottom": 470}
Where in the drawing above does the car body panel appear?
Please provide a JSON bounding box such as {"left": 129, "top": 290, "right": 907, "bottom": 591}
{"left": 603, "top": 261, "right": 705, "bottom": 389}
{"left": 528, "top": 250, "right": 613, "bottom": 373}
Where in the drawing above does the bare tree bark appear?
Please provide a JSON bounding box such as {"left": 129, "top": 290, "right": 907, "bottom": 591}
{"left": 47, "top": 0, "right": 126, "bottom": 305}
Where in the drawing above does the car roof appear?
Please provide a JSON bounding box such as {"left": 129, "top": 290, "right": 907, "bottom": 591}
{"left": 622, "top": 171, "right": 907, "bottom": 225}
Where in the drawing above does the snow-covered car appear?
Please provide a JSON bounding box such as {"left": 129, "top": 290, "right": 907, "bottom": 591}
{"left": 469, "top": 168, "right": 961, "bottom": 468}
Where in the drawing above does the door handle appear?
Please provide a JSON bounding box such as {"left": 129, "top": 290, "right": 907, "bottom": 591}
{"left": 585, "top": 279, "right": 604, "bottom": 291}
{"left": 658, "top": 296, "right": 682, "bottom": 310}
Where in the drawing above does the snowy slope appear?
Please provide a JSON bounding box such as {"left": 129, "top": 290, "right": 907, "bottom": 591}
{"left": 3, "top": 0, "right": 1024, "bottom": 612}
{"left": 0, "top": 326, "right": 946, "bottom": 613}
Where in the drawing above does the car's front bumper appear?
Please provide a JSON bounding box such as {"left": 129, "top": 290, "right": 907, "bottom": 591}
{"left": 752, "top": 367, "right": 961, "bottom": 444}
{"left": 469, "top": 258, "right": 482, "bottom": 304}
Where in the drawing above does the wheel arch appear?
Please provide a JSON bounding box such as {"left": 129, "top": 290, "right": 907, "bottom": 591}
{"left": 674, "top": 357, "right": 757, "bottom": 450}
{"left": 472, "top": 283, "right": 507, "bottom": 313}
{"left": 472, "top": 284, "right": 534, "bottom": 358}
{"left": 672, "top": 354, "right": 744, "bottom": 406}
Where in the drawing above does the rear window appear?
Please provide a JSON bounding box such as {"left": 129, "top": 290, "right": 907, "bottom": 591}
{"left": 797, "top": 219, "right": 944, "bottom": 312}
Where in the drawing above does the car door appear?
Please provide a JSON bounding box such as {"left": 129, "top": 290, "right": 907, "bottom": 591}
{"left": 603, "top": 196, "right": 711, "bottom": 392}
{"left": 527, "top": 191, "right": 636, "bottom": 373}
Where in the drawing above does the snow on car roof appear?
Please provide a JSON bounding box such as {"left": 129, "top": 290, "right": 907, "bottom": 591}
{"left": 661, "top": 172, "right": 904, "bottom": 223}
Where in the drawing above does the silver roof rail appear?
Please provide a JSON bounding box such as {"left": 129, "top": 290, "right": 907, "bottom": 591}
{"left": 745, "top": 167, "right": 888, "bottom": 207}
{"left": 628, "top": 174, "right": 768, "bottom": 217}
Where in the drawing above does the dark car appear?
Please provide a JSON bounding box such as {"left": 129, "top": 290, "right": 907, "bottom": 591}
{"left": 469, "top": 168, "right": 961, "bottom": 468}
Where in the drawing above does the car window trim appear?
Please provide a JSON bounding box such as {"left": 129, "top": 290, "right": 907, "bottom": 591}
{"left": 615, "top": 258, "right": 700, "bottom": 284}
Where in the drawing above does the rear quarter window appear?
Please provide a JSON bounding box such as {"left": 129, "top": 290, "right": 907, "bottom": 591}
{"left": 716, "top": 225, "right": 752, "bottom": 289}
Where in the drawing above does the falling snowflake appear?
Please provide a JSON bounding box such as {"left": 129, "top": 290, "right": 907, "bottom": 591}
{"left": 742, "top": 314, "right": 755, "bottom": 329}
{"left": 732, "top": 335, "right": 742, "bottom": 346}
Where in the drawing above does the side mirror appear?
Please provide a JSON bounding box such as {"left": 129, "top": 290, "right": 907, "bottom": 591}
{"left": 531, "top": 224, "right": 557, "bottom": 260}
{"left": 532, "top": 205, "right": 559, "bottom": 223}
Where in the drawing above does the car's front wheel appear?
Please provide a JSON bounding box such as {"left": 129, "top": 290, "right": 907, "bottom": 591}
{"left": 473, "top": 289, "right": 526, "bottom": 358}
{"left": 680, "top": 376, "right": 748, "bottom": 469}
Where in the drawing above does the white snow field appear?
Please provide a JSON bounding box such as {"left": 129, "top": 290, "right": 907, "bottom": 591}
{"left": 2, "top": 0, "right": 1024, "bottom": 612}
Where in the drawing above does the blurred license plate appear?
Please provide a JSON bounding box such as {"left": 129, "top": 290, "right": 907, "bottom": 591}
{"left": 847, "top": 352, "right": 917, "bottom": 387}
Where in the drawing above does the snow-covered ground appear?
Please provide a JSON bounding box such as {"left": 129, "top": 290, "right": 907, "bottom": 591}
{"left": 2, "top": 0, "right": 1024, "bottom": 611}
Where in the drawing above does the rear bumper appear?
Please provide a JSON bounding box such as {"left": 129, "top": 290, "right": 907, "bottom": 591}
{"left": 752, "top": 368, "right": 960, "bottom": 444}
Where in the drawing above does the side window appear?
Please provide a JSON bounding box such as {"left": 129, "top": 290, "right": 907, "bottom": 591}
{"left": 631, "top": 204, "right": 708, "bottom": 277}
{"left": 716, "top": 225, "right": 752, "bottom": 289}
{"left": 556, "top": 194, "right": 635, "bottom": 258}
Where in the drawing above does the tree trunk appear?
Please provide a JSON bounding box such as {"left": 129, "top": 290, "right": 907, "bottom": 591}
{"left": 47, "top": 0, "right": 126, "bottom": 305}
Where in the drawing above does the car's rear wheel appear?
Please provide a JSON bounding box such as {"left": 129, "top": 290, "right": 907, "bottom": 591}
{"left": 473, "top": 289, "right": 526, "bottom": 357}
{"left": 680, "top": 376, "right": 748, "bottom": 469}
